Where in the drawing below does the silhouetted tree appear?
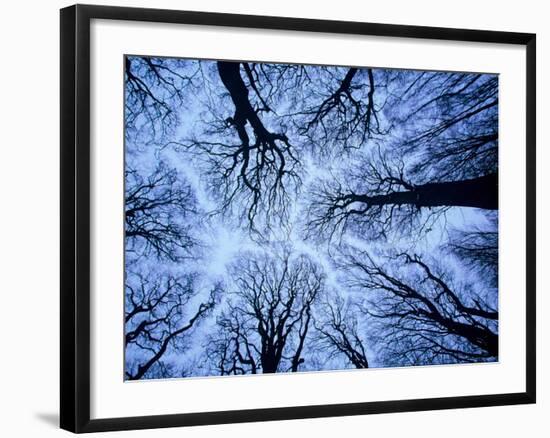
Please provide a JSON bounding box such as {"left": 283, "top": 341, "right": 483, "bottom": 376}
{"left": 291, "top": 66, "right": 388, "bottom": 154}
{"left": 398, "top": 72, "right": 498, "bottom": 180}
{"left": 181, "top": 61, "right": 301, "bottom": 233}
{"left": 125, "top": 56, "right": 199, "bottom": 144}
{"left": 339, "top": 247, "right": 498, "bottom": 365}
{"left": 315, "top": 295, "right": 369, "bottom": 368}
{"left": 125, "top": 161, "right": 196, "bottom": 261}
{"left": 307, "top": 72, "right": 498, "bottom": 239}
{"left": 446, "top": 212, "right": 498, "bottom": 289}
{"left": 125, "top": 271, "right": 217, "bottom": 380}
{"left": 208, "top": 251, "right": 324, "bottom": 374}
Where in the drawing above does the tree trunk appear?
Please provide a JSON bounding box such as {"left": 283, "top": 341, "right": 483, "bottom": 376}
{"left": 261, "top": 357, "right": 278, "bottom": 373}
{"left": 356, "top": 173, "right": 498, "bottom": 210}
{"left": 446, "top": 319, "right": 499, "bottom": 357}
{"left": 217, "top": 61, "right": 272, "bottom": 139}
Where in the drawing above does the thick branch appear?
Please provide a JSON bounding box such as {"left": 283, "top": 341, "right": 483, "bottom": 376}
{"left": 344, "top": 173, "right": 498, "bottom": 211}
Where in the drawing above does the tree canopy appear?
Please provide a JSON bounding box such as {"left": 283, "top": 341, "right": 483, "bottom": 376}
{"left": 124, "top": 56, "right": 498, "bottom": 379}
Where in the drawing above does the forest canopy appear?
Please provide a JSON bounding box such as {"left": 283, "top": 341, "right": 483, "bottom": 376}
{"left": 124, "top": 56, "right": 498, "bottom": 380}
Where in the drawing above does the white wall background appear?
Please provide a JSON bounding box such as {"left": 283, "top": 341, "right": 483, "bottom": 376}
{"left": 0, "top": 0, "right": 546, "bottom": 436}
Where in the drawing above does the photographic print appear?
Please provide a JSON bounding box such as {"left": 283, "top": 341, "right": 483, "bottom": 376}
{"left": 124, "top": 57, "right": 499, "bottom": 381}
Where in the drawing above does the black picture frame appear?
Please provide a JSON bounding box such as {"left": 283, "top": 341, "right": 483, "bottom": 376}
{"left": 60, "top": 4, "right": 536, "bottom": 433}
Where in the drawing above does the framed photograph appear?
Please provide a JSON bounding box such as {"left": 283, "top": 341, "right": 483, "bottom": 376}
{"left": 60, "top": 4, "right": 536, "bottom": 433}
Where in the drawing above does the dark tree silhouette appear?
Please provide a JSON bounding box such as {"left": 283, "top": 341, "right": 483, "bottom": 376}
{"left": 181, "top": 61, "right": 301, "bottom": 233}
{"left": 125, "top": 56, "right": 199, "bottom": 143}
{"left": 308, "top": 164, "right": 496, "bottom": 240}
{"left": 339, "top": 248, "right": 498, "bottom": 365}
{"left": 307, "top": 72, "right": 498, "bottom": 239}
{"left": 315, "top": 296, "right": 369, "bottom": 368}
{"left": 125, "top": 161, "right": 196, "bottom": 262}
{"left": 398, "top": 72, "right": 498, "bottom": 180}
{"left": 208, "top": 251, "right": 324, "bottom": 375}
{"left": 446, "top": 213, "right": 498, "bottom": 289}
{"left": 291, "top": 66, "right": 386, "bottom": 153}
{"left": 125, "top": 271, "right": 217, "bottom": 380}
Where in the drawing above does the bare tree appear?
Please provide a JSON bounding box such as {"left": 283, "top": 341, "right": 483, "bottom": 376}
{"left": 446, "top": 212, "right": 498, "bottom": 289}
{"left": 291, "top": 66, "right": 387, "bottom": 153}
{"left": 398, "top": 72, "right": 498, "bottom": 181}
{"left": 125, "top": 271, "right": 217, "bottom": 380}
{"left": 307, "top": 72, "right": 498, "bottom": 239}
{"left": 339, "top": 247, "right": 498, "bottom": 366}
{"left": 125, "top": 161, "right": 196, "bottom": 262}
{"left": 125, "top": 56, "right": 199, "bottom": 144}
{"left": 207, "top": 251, "right": 324, "bottom": 374}
{"left": 315, "top": 295, "right": 369, "bottom": 368}
{"left": 181, "top": 61, "right": 302, "bottom": 233}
